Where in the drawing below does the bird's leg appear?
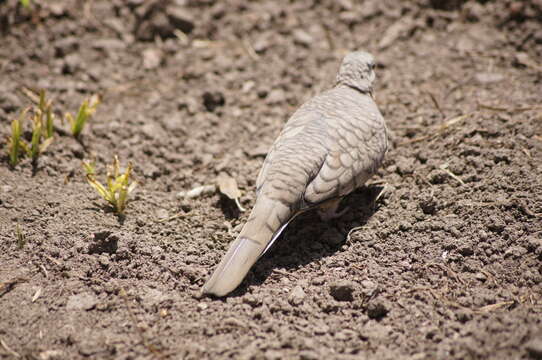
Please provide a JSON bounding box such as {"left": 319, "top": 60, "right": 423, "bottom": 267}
{"left": 317, "top": 197, "right": 349, "bottom": 221}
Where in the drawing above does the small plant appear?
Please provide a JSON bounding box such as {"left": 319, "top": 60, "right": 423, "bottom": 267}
{"left": 7, "top": 109, "right": 26, "bottom": 167}
{"left": 6, "top": 90, "right": 55, "bottom": 166}
{"left": 18, "top": 110, "right": 54, "bottom": 162}
{"left": 38, "top": 90, "right": 55, "bottom": 139}
{"left": 20, "top": 0, "right": 30, "bottom": 8}
{"left": 15, "top": 223, "right": 26, "bottom": 249}
{"left": 66, "top": 95, "right": 100, "bottom": 138}
{"left": 83, "top": 156, "right": 137, "bottom": 214}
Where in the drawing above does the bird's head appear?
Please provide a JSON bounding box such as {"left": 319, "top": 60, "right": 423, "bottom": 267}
{"left": 335, "top": 51, "right": 376, "bottom": 95}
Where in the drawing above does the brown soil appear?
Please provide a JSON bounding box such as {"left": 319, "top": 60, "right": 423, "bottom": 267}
{"left": 1, "top": 0, "right": 541, "bottom": 359}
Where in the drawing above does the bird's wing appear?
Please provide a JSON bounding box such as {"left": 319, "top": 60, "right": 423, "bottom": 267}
{"left": 256, "top": 105, "right": 327, "bottom": 194}
{"left": 303, "top": 90, "right": 388, "bottom": 205}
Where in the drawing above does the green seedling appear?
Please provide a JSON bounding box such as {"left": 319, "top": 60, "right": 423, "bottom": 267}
{"left": 38, "top": 90, "right": 55, "bottom": 139}
{"left": 16, "top": 223, "right": 26, "bottom": 249}
{"left": 66, "top": 95, "right": 100, "bottom": 138}
{"left": 7, "top": 109, "right": 26, "bottom": 167}
{"left": 19, "top": 112, "right": 54, "bottom": 161}
{"left": 20, "top": 0, "right": 30, "bottom": 8}
{"left": 6, "top": 90, "right": 55, "bottom": 166}
{"left": 83, "top": 156, "right": 137, "bottom": 214}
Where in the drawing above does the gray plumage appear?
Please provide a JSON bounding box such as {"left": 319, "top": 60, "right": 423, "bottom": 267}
{"left": 202, "top": 51, "right": 388, "bottom": 297}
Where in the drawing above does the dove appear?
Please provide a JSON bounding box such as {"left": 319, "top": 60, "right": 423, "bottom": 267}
{"left": 203, "top": 51, "right": 388, "bottom": 297}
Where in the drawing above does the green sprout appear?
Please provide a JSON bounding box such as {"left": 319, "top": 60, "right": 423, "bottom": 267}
{"left": 66, "top": 95, "right": 100, "bottom": 138}
{"left": 6, "top": 91, "right": 56, "bottom": 166}
{"left": 83, "top": 156, "right": 137, "bottom": 214}
{"left": 20, "top": 0, "right": 30, "bottom": 8}
{"left": 7, "top": 109, "right": 26, "bottom": 167}
{"left": 16, "top": 223, "right": 26, "bottom": 249}
{"left": 19, "top": 112, "right": 54, "bottom": 162}
{"left": 38, "top": 90, "right": 55, "bottom": 139}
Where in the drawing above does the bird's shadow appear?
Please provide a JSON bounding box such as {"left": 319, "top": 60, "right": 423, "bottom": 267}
{"left": 222, "top": 184, "right": 385, "bottom": 298}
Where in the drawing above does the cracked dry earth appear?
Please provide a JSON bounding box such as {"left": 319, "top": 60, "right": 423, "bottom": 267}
{"left": 0, "top": 0, "right": 541, "bottom": 359}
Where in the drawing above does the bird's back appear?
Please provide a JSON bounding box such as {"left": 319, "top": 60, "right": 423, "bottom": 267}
{"left": 257, "top": 85, "right": 387, "bottom": 211}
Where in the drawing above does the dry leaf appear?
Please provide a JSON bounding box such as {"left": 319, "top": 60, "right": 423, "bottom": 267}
{"left": 217, "top": 173, "right": 245, "bottom": 211}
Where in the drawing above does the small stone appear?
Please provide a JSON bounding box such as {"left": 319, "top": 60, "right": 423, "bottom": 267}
{"left": 313, "top": 323, "right": 329, "bottom": 335}
{"left": 329, "top": 280, "right": 356, "bottom": 302}
{"left": 89, "top": 232, "right": 119, "bottom": 255}
{"left": 155, "top": 208, "right": 169, "bottom": 220}
{"left": 299, "top": 350, "right": 319, "bottom": 360}
{"left": 312, "top": 277, "right": 325, "bottom": 286}
{"left": 455, "top": 308, "right": 473, "bottom": 323}
{"left": 142, "top": 288, "right": 168, "bottom": 305}
{"left": 166, "top": 6, "right": 195, "bottom": 34}
{"left": 458, "top": 245, "right": 474, "bottom": 257}
{"left": 54, "top": 36, "right": 79, "bottom": 57}
{"left": 92, "top": 38, "right": 127, "bottom": 51}
{"left": 142, "top": 48, "right": 163, "bottom": 69}
{"left": 293, "top": 29, "right": 313, "bottom": 46}
{"left": 37, "top": 349, "right": 64, "bottom": 360}
{"left": 141, "top": 122, "right": 167, "bottom": 139}
{"left": 526, "top": 338, "right": 542, "bottom": 359}
{"left": 486, "top": 216, "right": 506, "bottom": 233}
{"left": 504, "top": 246, "right": 528, "bottom": 259}
{"left": 223, "top": 317, "right": 245, "bottom": 328}
{"left": 265, "top": 88, "right": 286, "bottom": 104}
{"left": 526, "top": 236, "right": 542, "bottom": 252}
{"left": 242, "top": 294, "right": 261, "bottom": 307}
{"left": 475, "top": 73, "right": 504, "bottom": 84}
{"left": 366, "top": 299, "right": 389, "bottom": 319}
{"left": 288, "top": 285, "right": 306, "bottom": 306}
{"left": 264, "top": 350, "right": 282, "bottom": 360}
{"left": 202, "top": 91, "right": 225, "bottom": 112}
{"left": 66, "top": 293, "right": 98, "bottom": 311}
{"left": 419, "top": 195, "right": 437, "bottom": 215}
{"left": 360, "top": 280, "right": 378, "bottom": 297}
{"left": 395, "top": 156, "right": 416, "bottom": 175}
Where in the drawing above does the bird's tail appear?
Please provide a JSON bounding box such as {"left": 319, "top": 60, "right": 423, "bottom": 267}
{"left": 202, "top": 196, "right": 293, "bottom": 297}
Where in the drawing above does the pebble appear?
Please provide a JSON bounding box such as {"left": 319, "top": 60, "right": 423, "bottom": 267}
{"left": 313, "top": 323, "right": 329, "bottom": 335}
{"left": 419, "top": 194, "right": 437, "bottom": 215}
{"left": 311, "top": 277, "right": 325, "bottom": 286}
{"left": 329, "top": 280, "right": 356, "bottom": 302}
{"left": 242, "top": 294, "right": 261, "bottom": 307}
{"left": 360, "top": 280, "right": 378, "bottom": 297}
{"left": 288, "top": 285, "right": 306, "bottom": 306}
{"left": 223, "top": 317, "right": 245, "bottom": 328}
{"left": 292, "top": 29, "right": 313, "bottom": 46}
{"left": 366, "top": 299, "right": 389, "bottom": 319}
{"left": 166, "top": 5, "right": 195, "bottom": 33}
{"left": 92, "top": 38, "right": 127, "bottom": 51}
{"left": 66, "top": 293, "right": 98, "bottom": 311}
{"left": 142, "top": 48, "right": 163, "bottom": 69}
{"left": 299, "top": 350, "right": 319, "bottom": 360}
{"left": 458, "top": 245, "right": 474, "bottom": 256}
{"left": 504, "top": 245, "right": 528, "bottom": 259}
{"left": 475, "top": 72, "right": 504, "bottom": 84}
{"left": 202, "top": 91, "right": 225, "bottom": 112}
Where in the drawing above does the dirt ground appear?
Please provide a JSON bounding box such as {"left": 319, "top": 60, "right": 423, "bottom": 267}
{"left": 1, "top": 0, "right": 541, "bottom": 359}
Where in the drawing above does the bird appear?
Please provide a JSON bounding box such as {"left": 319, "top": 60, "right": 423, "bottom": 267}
{"left": 202, "top": 51, "right": 388, "bottom": 297}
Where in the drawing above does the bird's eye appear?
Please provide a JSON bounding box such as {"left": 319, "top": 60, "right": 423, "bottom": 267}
{"left": 370, "top": 62, "right": 376, "bottom": 70}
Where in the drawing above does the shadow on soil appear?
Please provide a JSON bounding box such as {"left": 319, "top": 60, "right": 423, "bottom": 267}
{"left": 221, "top": 185, "right": 385, "bottom": 298}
